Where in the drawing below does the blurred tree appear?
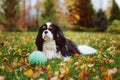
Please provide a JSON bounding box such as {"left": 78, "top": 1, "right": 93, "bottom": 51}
{"left": 94, "top": 9, "right": 108, "bottom": 31}
{"left": 36, "top": 0, "right": 40, "bottom": 28}
{"left": 66, "top": 0, "right": 95, "bottom": 28}
{"left": 0, "top": 0, "right": 21, "bottom": 31}
{"left": 22, "top": 0, "right": 26, "bottom": 29}
{"left": 109, "top": 0, "right": 120, "bottom": 22}
{"left": 27, "top": 0, "right": 40, "bottom": 31}
{"left": 41, "top": 0, "right": 57, "bottom": 23}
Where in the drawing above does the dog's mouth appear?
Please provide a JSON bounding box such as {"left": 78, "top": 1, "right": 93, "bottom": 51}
{"left": 44, "top": 35, "right": 50, "bottom": 39}
{"left": 43, "top": 34, "right": 53, "bottom": 41}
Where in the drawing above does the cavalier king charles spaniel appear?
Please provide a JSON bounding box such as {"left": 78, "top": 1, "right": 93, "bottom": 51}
{"left": 36, "top": 22, "right": 97, "bottom": 61}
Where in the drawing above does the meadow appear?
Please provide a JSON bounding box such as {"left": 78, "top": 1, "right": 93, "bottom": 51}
{"left": 0, "top": 31, "right": 120, "bottom": 80}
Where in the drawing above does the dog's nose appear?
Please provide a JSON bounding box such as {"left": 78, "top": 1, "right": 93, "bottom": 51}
{"left": 44, "top": 31, "right": 48, "bottom": 34}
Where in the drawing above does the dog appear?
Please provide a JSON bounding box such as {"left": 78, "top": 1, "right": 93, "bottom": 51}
{"left": 35, "top": 22, "right": 97, "bottom": 61}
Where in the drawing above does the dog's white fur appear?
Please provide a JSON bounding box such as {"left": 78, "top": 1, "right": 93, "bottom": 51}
{"left": 46, "top": 22, "right": 52, "bottom": 28}
{"left": 78, "top": 45, "right": 97, "bottom": 54}
{"left": 43, "top": 40, "right": 62, "bottom": 59}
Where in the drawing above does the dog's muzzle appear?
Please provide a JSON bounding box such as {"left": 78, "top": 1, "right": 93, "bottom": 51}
{"left": 42, "top": 30, "right": 53, "bottom": 41}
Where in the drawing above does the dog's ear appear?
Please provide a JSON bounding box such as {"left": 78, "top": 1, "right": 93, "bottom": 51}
{"left": 55, "top": 26, "right": 66, "bottom": 48}
{"left": 35, "top": 27, "right": 44, "bottom": 51}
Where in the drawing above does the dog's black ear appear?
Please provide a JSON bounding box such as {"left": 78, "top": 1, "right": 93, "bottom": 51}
{"left": 35, "top": 27, "right": 44, "bottom": 51}
{"left": 55, "top": 27, "right": 66, "bottom": 48}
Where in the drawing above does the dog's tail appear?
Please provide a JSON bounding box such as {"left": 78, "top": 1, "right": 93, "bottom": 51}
{"left": 77, "top": 45, "right": 97, "bottom": 54}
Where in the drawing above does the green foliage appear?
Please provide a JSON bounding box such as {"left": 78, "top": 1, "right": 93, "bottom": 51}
{"left": 41, "top": 0, "right": 57, "bottom": 23}
{"left": 109, "top": 0, "right": 120, "bottom": 22}
{"left": 106, "top": 20, "right": 120, "bottom": 33}
{"left": 0, "top": 0, "right": 21, "bottom": 31}
{"left": 94, "top": 9, "right": 108, "bottom": 31}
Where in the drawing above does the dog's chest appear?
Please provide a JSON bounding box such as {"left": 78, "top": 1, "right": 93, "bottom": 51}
{"left": 43, "top": 40, "right": 62, "bottom": 59}
{"left": 43, "top": 40, "right": 56, "bottom": 51}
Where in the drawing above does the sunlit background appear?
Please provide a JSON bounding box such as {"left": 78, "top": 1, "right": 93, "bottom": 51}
{"left": 0, "top": 0, "right": 120, "bottom": 32}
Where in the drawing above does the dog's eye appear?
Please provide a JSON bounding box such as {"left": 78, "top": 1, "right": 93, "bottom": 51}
{"left": 49, "top": 26, "right": 54, "bottom": 30}
{"left": 42, "top": 26, "right": 46, "bottom": 30}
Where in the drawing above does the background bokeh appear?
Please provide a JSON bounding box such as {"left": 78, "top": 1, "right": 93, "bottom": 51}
{"left": 0, "top": 0, "right": 120, "bottom": 32}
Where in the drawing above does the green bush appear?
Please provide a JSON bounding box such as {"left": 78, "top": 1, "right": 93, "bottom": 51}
{"left": 41, "top": 0, "right": 57, "bottom": 23}
{"left": 106, "top": 20, "right": 120, "bottom": 33}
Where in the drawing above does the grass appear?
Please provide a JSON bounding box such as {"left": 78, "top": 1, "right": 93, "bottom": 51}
{"left": 0, "top": 31, "right": 120, "bottom": 80}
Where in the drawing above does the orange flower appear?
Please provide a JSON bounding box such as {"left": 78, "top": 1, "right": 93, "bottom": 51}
{"left": 102, "top": 71, "right": 108, "bottom": 76}
{"left": 86, "top": 57, "right": 95, "bottom": 63}
{"left": 117, "top": 50, "right": 120, "bottom": 54}
{"left": 24, "top": 69, "right": 34, "bottom": 77}
{"left": 16, "top": 49, "right": 22, "bottom": 54}
{"left": 106, "top": 59, "right": 115, "bottom": 63}
{"left": 76, "top": 66, "right": 80, "bottom": 70}
{"left": 48, "top": 71, "right": 53, "bottom": 78}
{"left": 74, "top": 53, "right": 79, "bottom": 57}
{"left": 19, "top": 58, "right": 26, "bottom": 63}
{"left": 78, "top": 68, "right": 89, "bottom": 80}
{"left": 99, "top": 66, "right": 106, "bottom": 71}
{"left": 102, "top": 75, "right": 111, "bottom": 80}
{"left": 59, "top": 67, "right": 70, "bottom": 78}
{"left": 100, "top": 46, "right": 104, "bottom": 51}
{"left": 65, "top": 67, "right": 70, "bottom": 75}
{"left": 32, "top": 72, "right": 40, "bottom": 79}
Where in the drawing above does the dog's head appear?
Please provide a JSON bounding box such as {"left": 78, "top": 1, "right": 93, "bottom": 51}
{"left": 36, "top": 22, "right": 66, "bottom": 51}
